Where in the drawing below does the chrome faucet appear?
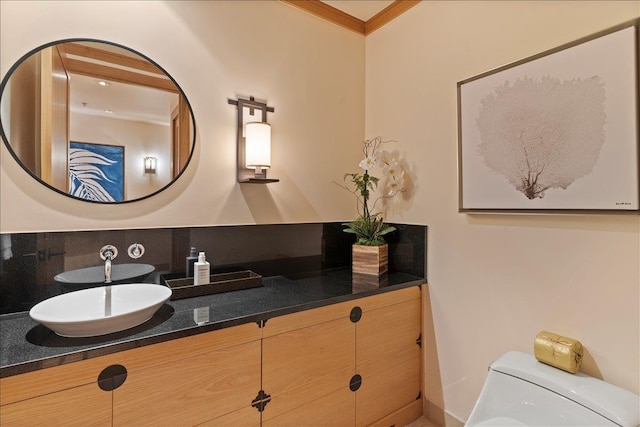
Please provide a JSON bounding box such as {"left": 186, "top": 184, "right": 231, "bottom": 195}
{"left": 99, "top": 245, "right": 118, "bottom": 284}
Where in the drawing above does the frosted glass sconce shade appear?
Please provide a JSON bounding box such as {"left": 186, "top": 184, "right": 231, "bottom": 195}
{"left": 228, "top": 96, "right": 278, "bottom": 183}
{"left": 245, "top": 122, "right": 271, "bottom": 169}
{"left": 144, "top": 156, "right": 157, "bottom": 174}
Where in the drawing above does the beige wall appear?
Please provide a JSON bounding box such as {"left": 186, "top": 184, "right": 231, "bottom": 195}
{"left": 365, "top": 0, "right": 640, "bottom": 422}
{"left": 0, "top": 0, "right": 364, "bottom": 232}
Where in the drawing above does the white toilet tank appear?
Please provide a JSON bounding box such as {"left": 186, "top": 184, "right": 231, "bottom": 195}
{"left": 466, "top": 351, "right": 640, "bottom": 427}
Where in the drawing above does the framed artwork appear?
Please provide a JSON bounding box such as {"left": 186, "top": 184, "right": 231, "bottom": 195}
{"left": 457, "top": 20, "right": 639, "bottom": 213}
{"left": 69, "top": 141, "right": 125, "bottom": 202}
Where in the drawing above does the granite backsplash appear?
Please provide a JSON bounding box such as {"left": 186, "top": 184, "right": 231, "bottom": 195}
{"left": 0, "top": 222, "right": 426, "bottom": 314}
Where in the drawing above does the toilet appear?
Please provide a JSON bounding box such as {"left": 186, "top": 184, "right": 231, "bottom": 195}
{"left": 466, "top": 351, "right": 640, "bottom": 427}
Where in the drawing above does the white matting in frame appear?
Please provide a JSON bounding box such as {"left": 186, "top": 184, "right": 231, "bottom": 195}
{"left": 458, "top": 21, "right": 638, "bottom": 213}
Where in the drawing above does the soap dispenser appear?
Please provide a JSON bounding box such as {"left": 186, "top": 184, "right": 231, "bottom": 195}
{"left": 193, "top": 252, "right": 210, "bottom": 286}
{"left": 186, "top": 247, "right": 198, "bottom": 278}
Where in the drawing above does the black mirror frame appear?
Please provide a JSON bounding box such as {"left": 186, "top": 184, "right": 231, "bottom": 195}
{"left": 0, "top": 38, "right": 197, "bottom": 204}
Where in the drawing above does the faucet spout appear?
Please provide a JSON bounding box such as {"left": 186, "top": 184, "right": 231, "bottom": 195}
{"left": 104, "top": 256, "right": 112, "bottom": 284}
{"left": 99, "top": 245, "right": 118, "bottom": 284}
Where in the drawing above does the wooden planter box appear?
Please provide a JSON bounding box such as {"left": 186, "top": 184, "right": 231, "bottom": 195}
{"left": 352, "top": 244, "right": 388, "bottom": 276}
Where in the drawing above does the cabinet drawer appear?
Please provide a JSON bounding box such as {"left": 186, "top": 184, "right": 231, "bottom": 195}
{"left": 358, "top": 286, "right": 421, "bottom": 313}
{"left": 0, "top": 357, "right": 112, "bottom": 406}
{"left": 0, "top": 382, "right": 111, "bottom": 427}
{"left": 262, "top": 299, "right": 354, "bottom": 338}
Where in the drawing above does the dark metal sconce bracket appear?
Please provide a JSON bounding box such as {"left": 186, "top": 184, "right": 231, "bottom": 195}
{"left": 228, "top": 96, "right": 279, "bottom": 183}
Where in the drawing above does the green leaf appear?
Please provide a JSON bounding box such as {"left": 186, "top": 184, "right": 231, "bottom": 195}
{"left": 378, "top": 226, "right": 396, "bottom": 236}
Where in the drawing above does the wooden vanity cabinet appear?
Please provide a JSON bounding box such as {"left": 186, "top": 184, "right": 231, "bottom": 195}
{"left": 260, "top": 285, "right": 423, "bottom": 426}
{"left": 0, "top": 322, "right": 262, "bottom": 427}
{"left": 0, "top": 285, "right": 422, "bottom": 427}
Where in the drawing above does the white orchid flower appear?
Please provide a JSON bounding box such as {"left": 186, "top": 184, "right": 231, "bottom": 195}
{"left": 359, "top": 156, "right": 377, "bottom": 171}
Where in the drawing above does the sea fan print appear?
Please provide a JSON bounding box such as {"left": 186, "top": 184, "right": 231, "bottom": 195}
{"left": 476, "top": 76, "right": 606, "bottom": 199}
{"left": 68, "top": 142, "right": 124, "bottom": 202}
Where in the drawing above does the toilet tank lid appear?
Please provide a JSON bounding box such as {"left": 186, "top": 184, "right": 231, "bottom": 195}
{"left": 490, "top": 352, "right": 640, "bottom": 427}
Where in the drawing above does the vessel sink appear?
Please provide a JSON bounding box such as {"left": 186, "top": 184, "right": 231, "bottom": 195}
{"left": 29, "top": 284, "right": 172, "bottom": 337}
{"left": 54, "top": 263, "right": 155, "bottom": 287}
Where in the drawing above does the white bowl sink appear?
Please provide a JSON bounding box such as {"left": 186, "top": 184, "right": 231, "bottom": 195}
{"left": 29, "top": 284, "right": 172, "bottom": 337}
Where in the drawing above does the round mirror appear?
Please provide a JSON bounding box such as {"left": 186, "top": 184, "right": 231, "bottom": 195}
{"left": 0, "top": 39, "right": 195, "bottom": 203}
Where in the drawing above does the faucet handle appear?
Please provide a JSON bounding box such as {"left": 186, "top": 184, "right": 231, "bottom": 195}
{"left": 100, "top": 245, "right": 118, "bottom": 261}
{"left": 127, "top": 243, "right": 145, "bottom": 259}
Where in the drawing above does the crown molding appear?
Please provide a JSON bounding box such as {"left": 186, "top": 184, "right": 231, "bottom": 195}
{"left": 365, "top": 0, "right": 421, "bottom": 35}
{"left": 280, "top": 0, "right": 365, "bottom": 34}
{"left": 280, "top": 0, "right": 420, "bottom": 36}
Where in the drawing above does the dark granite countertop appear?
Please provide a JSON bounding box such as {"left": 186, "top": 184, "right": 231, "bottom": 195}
{"left": 0, "top": 268, "right": 424, "bottom": 378}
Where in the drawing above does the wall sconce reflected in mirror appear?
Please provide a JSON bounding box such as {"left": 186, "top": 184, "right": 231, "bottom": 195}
{"left": 144, "top": 156, "right": 157, "bottom": 174}
{"left": 228, "top": 96, "right": 279, "bottom": 183}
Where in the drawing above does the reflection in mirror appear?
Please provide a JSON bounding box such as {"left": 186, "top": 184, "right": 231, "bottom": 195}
{"left": 0, "top": 39, "right": 195, "bottom": 203}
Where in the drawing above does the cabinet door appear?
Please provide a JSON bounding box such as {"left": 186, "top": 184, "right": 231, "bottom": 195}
{"left": 261, "top": 302, "right": 356, "bottom": 424}
{"left": 113, "top": 339, "right": 261, "bottom": 426}
{"left": 0, "top": 341, "right": 116, "bottom": 427}
{"left": 0, "top": 382, "right": 111, "bottom": 427}
{"left": 356, "top": 287, "right": 422, "bottom": 426}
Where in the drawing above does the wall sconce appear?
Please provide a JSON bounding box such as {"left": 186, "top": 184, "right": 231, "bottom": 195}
{"left": 144, "top": 156, "right": 157, "bottom": 174}
{"left": 228, "top": 96, "right": 279, "bottom": 183}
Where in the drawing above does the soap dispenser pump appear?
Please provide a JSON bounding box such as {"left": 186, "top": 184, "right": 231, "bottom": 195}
{"left": 186, "top": 247, "right": 198, "bottom": 278}
{"left": 193, "top": 252, "right": 210, "bottom": 286}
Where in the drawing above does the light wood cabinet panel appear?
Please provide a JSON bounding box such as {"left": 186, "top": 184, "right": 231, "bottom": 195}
{"left": 0, "top": 382, "right": 111, "bottom": 427}
{"left": 195, "top": 404, "right": 260, "bottom": 427}
{"left": 355, "top": 292, "right": 422, "bottom": 427}
{"left": 262, "top": 299, "right": 355, "bottom": 338}
{"left": 263, "top": 385, "right": 355, "bottom": 427}
{"left": 262, "top": 313, "right": 355, "bottom": 422}
{"left": 113, "top": 339, "right": 261, "bottom": 426}
{"left": 356, "top": 359, "right": 421, "bottom": 427}
{"left": 111, "top": 322, "right": 261, "bottom": 374}
{"left": 0, "top": 354, "right": 115, "bottom": 406}
{"left": 358, "top": 286, "right": 421, "bottom": 313}
{"left": 357, "top": 298, "right": 422, "bottom": 378}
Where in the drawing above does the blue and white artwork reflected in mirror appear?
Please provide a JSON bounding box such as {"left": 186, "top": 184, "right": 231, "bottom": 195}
{"left": 69, "top": 142, "right": 125, "bottom": 202}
